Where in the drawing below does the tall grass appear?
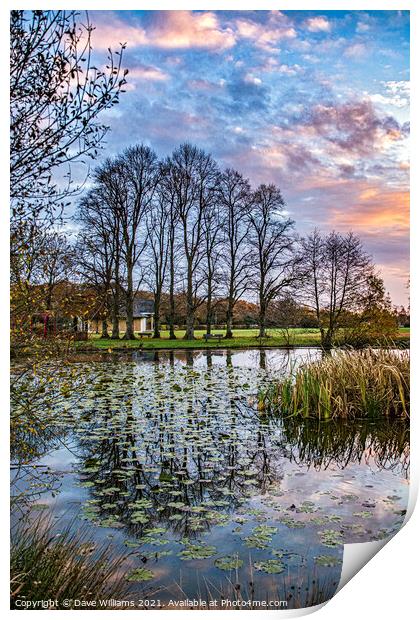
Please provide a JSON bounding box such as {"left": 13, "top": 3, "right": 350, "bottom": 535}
{"left": 10, "top": 516, "right": 130, "bottom": 609}
{"left": 260, "top": 349, "right": 409, "bottom": 419}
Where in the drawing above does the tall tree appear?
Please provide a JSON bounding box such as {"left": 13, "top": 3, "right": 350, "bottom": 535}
{"left": 203, "top": 197, "right": 224, "bottom": 335}
{"left": 169, "top": 144, "right": 219, "bottom": 340}
{"left": 218, "top": 169, "right": 253, "bottom": 338}
{"left": 76, "top": 189, "right": 122, "bottom": 338}
{"left": 145, "top": 187, "right": 171, "bottom": 338}
{"left": 249, "top": 184, "right": 297, "bottom": 338}
{"left": 158, "top": 160, "right": 180, "bottom": 339}
{"left": 300, "top": 230, "right": 375, "bottom": 348}
{"left": 10, "top": 9, "right": 126, "bottom": 351}
{"left": 94, "top": 145, "right": 158, "bottom": 339}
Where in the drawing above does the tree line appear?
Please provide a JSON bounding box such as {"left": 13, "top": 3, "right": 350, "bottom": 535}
{"left": 72, "top": 142, "right": 392, "bottom": 347}
{"left": 10, "top": 10, "right": 399, "bottom": 351}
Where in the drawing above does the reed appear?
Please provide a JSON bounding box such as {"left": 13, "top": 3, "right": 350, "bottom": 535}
{"left": 260, "top": 349, "right": 409, "bottom": 419}
{"left": 10, "top": 516, "right": 130, "bottom": 609}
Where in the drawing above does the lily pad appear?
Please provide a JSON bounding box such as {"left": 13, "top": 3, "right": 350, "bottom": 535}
{"left": 126, "top": 568, "right": 155, "bottom": 582}
{"left": 318, "top": 529, "right": 344, "bottom": 548}
{"left": 214, "top": 555, "right": 243, "bottom": 571}
{"left": 253, "top": 559, "right": 285, "bottom": 574}
{"left": 178, "top": 542, "right": 217, "bottom": 560}
{"left": 315, "top": 555, "right": 341, "bottom": 567}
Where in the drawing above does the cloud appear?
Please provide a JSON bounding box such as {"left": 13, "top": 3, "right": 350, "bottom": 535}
{"left": 305, "top": 16, "right": 331, "bottom": 32}
{"left": 301, "top": 100, "right": 406, "bottom": 155}
{"left": 127, "top": 64, "right": 169, "bottom": 82}
{"left": 331, "top": 187, "right": 409, "bottom": 232}
{"left": 243, "top": 73, "right": 262, "bottom": 86}
{"left": 356, "top": 21, "right": 370, "bottom": 33}
{"left": 370, "top": 80, "right": 410, "bottom": 108}
{"left": 92, "top": 11, "right": 236, "bottom": 51}
{"left": 235, "top": 11, "right": 297, "bottom": 50}
{"left": 344, "top": 43, "right": 367, "bottom": 58}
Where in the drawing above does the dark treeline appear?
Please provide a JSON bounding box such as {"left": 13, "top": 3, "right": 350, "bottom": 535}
{"left": 73, "top": 142, "right": 396, "bottom": 347}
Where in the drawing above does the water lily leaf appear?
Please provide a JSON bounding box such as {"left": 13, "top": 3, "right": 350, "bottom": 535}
{"left": 214, "top": 555, "right": 243, "bottom": 571}
{"left": 353, "top": 511, "right": 373, "bottom": 518}
{"left": 178, "top": 542, "right": 217, "bottom": 560}
{"left": 126, "top": 568, "right": 154, "bottom": 582}
{"left": 315, "top": 555, "right": 341, "bottom": 567}
{"left": 253, "top": 559, "right": 285, "bottom": 574}
{"left": 318, "top": 529, "right": 344, "bottom": 548}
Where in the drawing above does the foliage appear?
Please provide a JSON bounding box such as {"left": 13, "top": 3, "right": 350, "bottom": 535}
{"left": 10, "top": 517, "right": 129, "bottom": 608}
{"left": 10, "top": 10, "right": 127, "bottom": 226}
{"left": 261, "top": 349, "right": 409, "bottom": 418}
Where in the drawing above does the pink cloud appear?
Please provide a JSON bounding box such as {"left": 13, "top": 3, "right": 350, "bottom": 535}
{"left": 127, "top": 64, "right": 169, "bottom": 82}
{"left": 235, "top": 11, "right": 297, "bottom": 50}
{"left": 344, "top": 43, "right": 367, "bottom": 58}
{"left": 91, "top": 11, "right": 235, "bottom": 51}
{"left": 305, "top": 16, "right": 331, "bottom": 33}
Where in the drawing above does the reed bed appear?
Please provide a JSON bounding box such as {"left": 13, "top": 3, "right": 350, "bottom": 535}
{"left": 10, "top": 516, "right": 130, "bottom": 609}
{"left": 260, "top": 349, "right": 409, "bottom": 419}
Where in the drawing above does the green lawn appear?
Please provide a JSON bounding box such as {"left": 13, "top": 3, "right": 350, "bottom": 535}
{"left": 77, "top": 327, "right": 410, "bottom": 351}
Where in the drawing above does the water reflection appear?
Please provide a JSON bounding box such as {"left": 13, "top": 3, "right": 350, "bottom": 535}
{"left": 10, "top": 349, "right": 410, "bottom": 607}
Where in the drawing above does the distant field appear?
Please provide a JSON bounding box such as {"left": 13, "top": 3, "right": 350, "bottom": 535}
{"left": 81, "top": 327, "right": 409, "bottom": 350}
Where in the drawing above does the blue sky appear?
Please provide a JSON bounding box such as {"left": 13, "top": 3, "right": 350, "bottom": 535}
{"left": 87, "top": 10, "right": 409, "bottom": 304}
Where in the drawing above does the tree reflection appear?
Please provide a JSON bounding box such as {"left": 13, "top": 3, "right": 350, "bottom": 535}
{"left": 278, "top": 417, "right": 409, "bottom": 477}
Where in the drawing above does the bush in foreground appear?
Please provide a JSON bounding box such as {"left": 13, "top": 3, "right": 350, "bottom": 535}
{"left": 10, "top": 517, "right": 129, "bottom": 609}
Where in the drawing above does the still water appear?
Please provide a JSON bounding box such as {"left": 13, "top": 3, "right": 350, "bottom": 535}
{"left": 11, "top": 349, "right": 409, "bottom": 608}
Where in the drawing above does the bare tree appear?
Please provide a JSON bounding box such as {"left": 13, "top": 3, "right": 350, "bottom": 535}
{"left": 89, "top": 158, "right": 127, "bottom": 339}
{"left": 249, "top": 184, "right": 297, "bottom": 338}
{"left": 145, "top": 187, "right": 171, "bottom": 338}
{"left": 203, "top": 198, "right": 224, "bottom": 335}
{"left": 10, "top": 10, "right": 127, "bottom": 227}
{"left": 76, "top": 189, "right": 122, "bottom": 338}
{"left": 299, "top": 229, "right": 374, "bottom": 348}
{"left": 218, "top": 169, "right": 253, "bottom": 338}
{"left": 169, "top": 144, "right": 219, "bottom": 340}
{"left": 159, "top": 159, "right": 181, "bottom": 339}
{"left": 94, "top": 145, "right": 158, "bottom": 339}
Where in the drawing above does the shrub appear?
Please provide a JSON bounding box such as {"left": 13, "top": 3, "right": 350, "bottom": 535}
{"left": 260, "top": 349, "right": 409, "bottom": 419}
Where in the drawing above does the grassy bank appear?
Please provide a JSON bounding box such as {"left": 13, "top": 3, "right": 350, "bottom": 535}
{"left": 259, "top": 349, "right": 409, "bottom": 419}
{"left": 76, "top": 328, "right": 410, "bottom": 352}
{"left": 10, "top": 518, "right": 129, "bottom": 609}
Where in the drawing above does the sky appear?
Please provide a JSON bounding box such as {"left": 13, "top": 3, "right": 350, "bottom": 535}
{"left": 87, "top": 9, "right": 409, "bottom": 306}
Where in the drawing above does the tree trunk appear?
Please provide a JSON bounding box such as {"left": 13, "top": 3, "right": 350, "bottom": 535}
{"left": 225, "top": 297, "right": 234, "bottom": 339}
{"left": 184, "top": 310, "right": 195, "bottom": 340}
{"left": 168, "top": 241, "right": 176, "bottom": 339}
{"left": 184, "top": 261, "right": 195, "bottom": 340}
{"left": 124, "top": 262, "right": 136, "bottom": 340}
{"left": 205, "top": 276, "right": 212, "bottom": 335}
{"left": 258, "top": 299, "right": 266, "bottom": 338}
{"left": 153, "top": 293, "right": 161, "bottom": 338}
{"left": 111, "top": 289, "right": 120, "bottom": 339}
{"left": 100, "top": 319, "right": 109, "bottom": 339}
{"left": 125, "top": 297, "right": 135, "bottom": 340}
{"left": 322, "top": 328, "right": 333, "bottom": 350}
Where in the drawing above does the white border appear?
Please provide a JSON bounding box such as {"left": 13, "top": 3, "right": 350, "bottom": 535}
{"left": 2, "top": 2, "right": 417, "bottom": 619}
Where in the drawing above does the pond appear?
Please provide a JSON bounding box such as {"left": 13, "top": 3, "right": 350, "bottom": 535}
{"left": 11, "top": 348, "right": 409, "bottom": 609}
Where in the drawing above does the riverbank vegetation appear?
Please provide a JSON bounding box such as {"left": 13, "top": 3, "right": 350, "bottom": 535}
{"left": 259, "top": 349, "right": 409, "bottom": 419}
{"left": 10, "top": 517, "right": 129, "bottom": 609}
{"left": 75, "top": 328, "right": 409, "bottom": 352}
